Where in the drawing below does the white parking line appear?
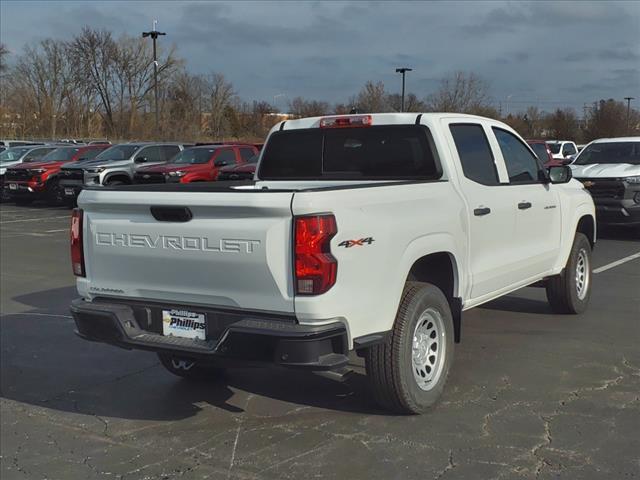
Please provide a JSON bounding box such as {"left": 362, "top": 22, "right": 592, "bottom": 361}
{"left": 0, "top": 215, "right": 70, "bottom": 224}
{"left": 44, "top": 229, "right": 68, "bottom": 233}
{"left": 593, "top": 252, "right": 640, "bottom": 274}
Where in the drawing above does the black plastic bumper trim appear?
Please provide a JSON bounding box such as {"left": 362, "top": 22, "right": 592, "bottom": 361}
{"left": 71, "top": 298, "right": 349, "bottom": 370}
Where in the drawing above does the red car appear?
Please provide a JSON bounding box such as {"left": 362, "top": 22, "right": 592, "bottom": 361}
{"left": 5, "top": 145, "right": 108, "bottom": 204}
{"left": 134, "top": 144, "right": 258, "bottom": 184}
{"left": 526, "top": 140, "right": 561, "bottom": 167}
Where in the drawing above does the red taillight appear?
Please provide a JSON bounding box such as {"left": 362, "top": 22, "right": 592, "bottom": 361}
{"left": 319, "top": 115, "right": 372, "bottom": 129}
{"left": 70, "top": 208, "right": 85, "bottom": 277}
{"left": 294, "top": 214, "right": 337, "bottom": 295}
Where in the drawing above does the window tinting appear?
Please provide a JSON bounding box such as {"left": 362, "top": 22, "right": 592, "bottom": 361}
{"left": 40, "top": 147, "right": 81, "bottom": 162}
{"left": 574, "top": 141, "right": 640, "bottom": 166}
{"left": 547, "top": 143, "right": 561, "bottom": 154}
{"left": 239, "top": 147, "right": 255, "bottom": 162}
{"left": 161, "top": 145, "right": 180, "bottom": 161}
{"left": 493, "top": 128, "right": 542, "bottom": 184}
{"left": 172, "top": 148, "right": 216, "bottom": 164}
{"left": 138, "top": 146, "right": 164, "bottom": 162}
{"left": 215, "top": 149, "right": 237, "bottom": 166}
{"left": 95, "top": 145, "right": 140, "bottom": 161}
{"left": 449, "top": 124, "right": 499, "bottom": 185}
{"left": 259, "top": 126, "right": 439, "bottom": 180}
{"left": 529, "top": 143, "right": 549, "bottom": 163}
{"left": 81, "top": 148, "right": 102, "bottom": 160}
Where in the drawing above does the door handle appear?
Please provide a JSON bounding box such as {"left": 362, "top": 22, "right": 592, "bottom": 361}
{"left": 518, "top": 202, "right": 532, "bottom": 210}
{"left": 474, "top": 207, "right": 491, "bottom": 216}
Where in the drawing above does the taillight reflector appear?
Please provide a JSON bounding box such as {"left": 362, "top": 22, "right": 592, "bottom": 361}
{"left": 319, "top": 115, "right": 372, "bottom": 129}
{"left": 294, "top": 214, "right": 337, "bottom": 295}
{"left": 70, "top": 208, "right": 85, "bottom": 277}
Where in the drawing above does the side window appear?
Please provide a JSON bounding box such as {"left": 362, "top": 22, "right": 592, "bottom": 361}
{"left": 138, "top": 146, "right": 164, "bottom": 162}
{"left": 214, "top": 149, "right": 237, "bottom": 166}
{"left": 239, "top": 147, "right": 255, "bottom": 163}
{"left": 161, "top": 145, "right": 180, "bottom": 161}
{"left": 82, "top": 148, "right": 102, "bottom": 160}
{"left": 563, "top": 143, "right": 576, "bottom": 156}
{"left": 492, "top": 128, "right": 543, "bottom": 184}
{"left": 449, "top": 124, "right": 499, "bottom": 186}
{"left": 25, "top": 148, "right": 50, "bottom": 161}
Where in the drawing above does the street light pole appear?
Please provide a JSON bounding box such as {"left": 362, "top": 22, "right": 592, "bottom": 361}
{"left": 395, "top": 67, "right": 412, "bottom": 112}
{"left": 624, "top": 96, "right": 635, "bottom": 133}
{"left": 142, "top": 20, "right": 166, "bottom": 136}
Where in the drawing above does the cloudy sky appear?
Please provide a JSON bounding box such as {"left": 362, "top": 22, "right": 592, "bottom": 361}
{"left": 1, "top": 1, "right": 638, "bottom": 113}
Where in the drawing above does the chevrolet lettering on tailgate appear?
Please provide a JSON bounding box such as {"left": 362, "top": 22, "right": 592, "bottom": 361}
{"left": 95, "top": 232, "right": 261, "bottom": 253}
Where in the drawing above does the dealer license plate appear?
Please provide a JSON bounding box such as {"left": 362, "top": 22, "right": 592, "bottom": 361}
{"left": 162, "top": 309, "right": 206, "bottom": 340}
{"left": 64, "top": 188, "right": 75, "bottom": 196}
{"left": 9, "top": 183, "right": 17, "bottom": 190}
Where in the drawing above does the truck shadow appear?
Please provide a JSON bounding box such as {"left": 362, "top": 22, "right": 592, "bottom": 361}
{"left": 597, "top": 225, "right": 639, "bottom": 241}
{"left": 2, "top": 288, "right": 383, "bottom": 421}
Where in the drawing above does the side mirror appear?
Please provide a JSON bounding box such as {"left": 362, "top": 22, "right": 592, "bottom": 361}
{"left": 215, "top": 160, "right": 229, "bottom": 167}
{"left": 548, "top": 165, "right": 572, "bottom": 184}
{"left": 134, "top": 156, "right": 147, "bottom": 164}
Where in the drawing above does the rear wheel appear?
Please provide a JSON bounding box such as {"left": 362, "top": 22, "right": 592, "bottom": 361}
{"left": 546, "top": 233, "right": 592, "bottom": 314}
{"left": 365, "top": 282, "right": 454, "bottom": 414}
{"left": 157, "top": 353, "right": 225, "bottom": 381}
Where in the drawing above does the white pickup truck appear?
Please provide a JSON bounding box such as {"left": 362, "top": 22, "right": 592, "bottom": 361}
{"left": 70, "top": 113, "right": 596, "bottom": 414}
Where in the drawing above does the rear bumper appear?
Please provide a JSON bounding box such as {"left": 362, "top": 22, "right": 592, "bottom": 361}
{"left": 70, "top": 298, "right": 349, "bottom": 370}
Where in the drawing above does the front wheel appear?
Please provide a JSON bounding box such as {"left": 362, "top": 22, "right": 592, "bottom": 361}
{"left": 365, "top": 282, "right": 454, "bottom": 414}
{"left": 157, "top": 353, "right": 225, "bottom": 381}
{"left": 546, "top": 232, "right": 592, "bottom": 314}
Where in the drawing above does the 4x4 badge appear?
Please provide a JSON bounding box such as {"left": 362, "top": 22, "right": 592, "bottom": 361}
{"left": 338, "top": 237, "right": 375, "bottom": 248}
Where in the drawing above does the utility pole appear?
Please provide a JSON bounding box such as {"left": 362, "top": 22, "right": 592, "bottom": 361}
{"left": 395, "top": 67, "right": 412, "bottom": 112}
{"left": 624, "top": 97, "right": 635, "bottom": 133}
{"left": 142, "top": 20, "right": 166, "bottom": 136}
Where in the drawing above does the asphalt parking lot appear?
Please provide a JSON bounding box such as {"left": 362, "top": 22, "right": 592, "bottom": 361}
{"left": 1, "top": 203, "right": 639, "bottom": 480}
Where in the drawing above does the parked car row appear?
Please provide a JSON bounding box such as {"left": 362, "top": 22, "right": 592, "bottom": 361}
{"left": 1, "top": 141, "right": 262, "bottom": 205}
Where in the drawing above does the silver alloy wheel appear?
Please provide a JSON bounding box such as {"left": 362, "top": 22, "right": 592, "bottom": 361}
{"left": 575, "top": 248, "right": 590, "bottom": 300}
{"left": 411, "top": 307, "right": 446, "bottom": 391}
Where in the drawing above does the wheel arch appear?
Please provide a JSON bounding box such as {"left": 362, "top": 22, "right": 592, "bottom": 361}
{"left": 103, "top": 172, "right": 131, "bottom": 185}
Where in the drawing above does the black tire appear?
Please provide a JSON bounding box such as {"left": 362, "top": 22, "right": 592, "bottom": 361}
{"left": 157, "top": 353, "right": 225, "bottom": 381}
{"left": 106, "top": 180, "right": 124, "bottom": 186}
{"left": 365, "top": 282, "right": 454, "bottom": 414}
{"left": 546, "top": 232, "right": 592, "bottom": 314}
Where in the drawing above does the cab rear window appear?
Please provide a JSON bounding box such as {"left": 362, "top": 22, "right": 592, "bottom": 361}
{"left": 259, "top": 125, "right": 441, "bottom": 180}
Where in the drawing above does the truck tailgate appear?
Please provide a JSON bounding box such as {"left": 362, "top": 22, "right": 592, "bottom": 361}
{"left": 78, "top": 189, "right": 295, "bottom": 313}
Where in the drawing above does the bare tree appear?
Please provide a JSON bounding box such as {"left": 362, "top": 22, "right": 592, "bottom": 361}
{"left": 355, "top": 81, "right": 390, "bottom": 113}
{"left": 585, "top": 99, "right": 639, "bottom": 140}
{"left": 0, "top": 43, "right": 9, "bottom": 74}
{"left": 387, "top": 93, "right": 426, "bottom": 112}
{"left": 426, "top": 71, "right": 495, "bottom": 115}
{"left": 289, "top": 97, "right": 330, "bottom": 118}
{"left": 69, "top": 28, "right": 119, "bottom": 135}
{"left": 12, "top": 39, "right": 74, "bottom": 138}
{"left": 545, "top": 108, "right": 580, "bottom": 140}
{"left": 203, "top": 73, "right": 235, "bottom": 138}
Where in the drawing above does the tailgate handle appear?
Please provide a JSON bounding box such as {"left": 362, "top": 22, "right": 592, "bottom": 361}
{"left": 150, "top": 206, "right": 193, "bottom": 222}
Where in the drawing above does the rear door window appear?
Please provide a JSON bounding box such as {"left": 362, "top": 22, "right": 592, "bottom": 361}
{"left": 449, "top": 124, "right": 499, "bottom": 186}
{"left": 161, "top": 145, "right": 181, "bottom": 161}
{"left": 215, "top": 149, "right": 238, "bottom": 166}
{"left": 259, "top": 125, "right": 440, "bottom": 180}
{"left": 239, "top": 147, "right": 255, "bottom": 162}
